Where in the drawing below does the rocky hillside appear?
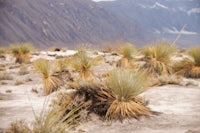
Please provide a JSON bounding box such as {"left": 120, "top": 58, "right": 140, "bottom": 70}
{"left": 98, "top": 0, "right": 200, "bottom": 47}
{"left": 0, "top": 0, "right": 153, "bottom": 48}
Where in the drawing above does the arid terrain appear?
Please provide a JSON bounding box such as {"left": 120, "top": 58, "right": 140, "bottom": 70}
{"left": 0, "top": 49, "right": 200, "bottom": 133}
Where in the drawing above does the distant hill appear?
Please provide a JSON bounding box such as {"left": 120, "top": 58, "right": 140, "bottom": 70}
{"left": 0, "top": 0, "right": 153, "bottom": 48}
{"left": 98, "top": 0, "right": 200, "bottom": 47}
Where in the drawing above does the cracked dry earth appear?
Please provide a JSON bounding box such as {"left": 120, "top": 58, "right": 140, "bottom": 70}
{"left": 0, "top": 51, "right": 200, "bottom": 133}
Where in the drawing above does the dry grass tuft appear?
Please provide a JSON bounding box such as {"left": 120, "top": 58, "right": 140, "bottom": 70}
{"left": 189, "top": 47, "right": 200, "bottom": 66}
{"left": 173, "top": 47, "right": 200, "bottom": 78}
{"left": 120, "top": 43, "right": 136, "bottom": 60}
{"left": 6, "top": 98, "right": 84, "bottom": 133}
{"left": 102, "top": 68, "right": 155, "bottom": 120}
{"left": 10, "top": 43, "right": 33, "bottom": 64}
{"left": 33, "top": 104, "right": 83, "bottom": 133}
{"left": 70, "top": 50, "right": 98, "bottom": 80}
{"left": 117, "top": 43, "right": 137, "bottom": 68}
{"left": 34, "top": 58, "right": 63, "bottom": 95}
{"left": 141, "top": 40, "right": 175, "bottom": 76}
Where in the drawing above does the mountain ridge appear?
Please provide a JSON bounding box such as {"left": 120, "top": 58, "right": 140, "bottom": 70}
{"left": 98, "top": 0, "right": 200, "bottom": 47}
{"left": 0, "top": 0, "right": 154, "bottom": 48}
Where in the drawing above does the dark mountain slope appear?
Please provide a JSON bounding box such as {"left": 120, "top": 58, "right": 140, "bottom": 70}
{"left": 0, "top": 0, "right": 153, "bottom": 48}
{"left": 98, "top": 0, "right": 200, "bottom": 47}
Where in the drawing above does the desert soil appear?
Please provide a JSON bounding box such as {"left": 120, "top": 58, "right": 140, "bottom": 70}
{"left": 0, "top": 51, "right": 200, "bottom": 133}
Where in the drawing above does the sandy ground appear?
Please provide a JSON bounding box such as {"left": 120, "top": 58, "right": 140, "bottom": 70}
{"left": 0, "top": 51, "right": 200, "bottom": 133}
{"left": 1, "top": 84, "right": 200, "bottom": 133}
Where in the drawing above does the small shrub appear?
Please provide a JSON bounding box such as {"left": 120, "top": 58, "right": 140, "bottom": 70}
{"left": 33, "top": 97, "right": 85, "bottom": 133}
{"left": 70, "top": 50, "right": 98, "bottom": 80}
{"left": 10, "top": 43, "right": 32, "bottom": 64}
{"left": 141, "top": 40, "right": 175, "bottom": 76}
{"left": 189, "top": 47, "right": 200, "bottom": 66}
{"left": 104, "top": 69, "right": 154, "bottom": 120}
{"left": 120, "top": 43, "right": 136, "bottom": 60}
{"left": 173, "top": 47, "right": 200, "bottom": 78}
{"left": 34, "top": 58, "right": 63, "bottom": 95}
{"left": 117, "top": 43, "right": 136, "bottom": 68}
{"left": 6, "top": 99, "right": 85, "bottom": 133}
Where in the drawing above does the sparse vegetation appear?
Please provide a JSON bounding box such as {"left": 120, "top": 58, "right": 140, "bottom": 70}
{"left": 141, "top": 40, "right": 176, "bottom": 76}
{"left": 18, "top": 65, "right": 29, "bottom": 75}
{"left": 157, "top": 75, "right": 180, "bottom": 86}
{"left": 33, "top": 103, "right": 82, "bottom": 133}
{"left": 34, "top": 58, "right": 63, "bottom": 95}
{"left": 6, "top": 89, "right": 12, "bottom": 93}
{"left": 173, "top": 47, "right": 200, "bottom": 78}
{"left": 5, "top": 120, "right": 31, "bottom": 133}
{"left": 0, "top": 73, "right": 13, "bottom": 80}
{"left": 5, "top": 98, "right": 84, "bottom": 133}
{"left": 3, "top": 42, "right": 200, "bottom": 132}
{"left": 10, "top": 43, "right": 32, "bottom": 64}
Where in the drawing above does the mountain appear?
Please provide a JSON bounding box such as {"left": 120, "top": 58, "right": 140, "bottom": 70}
{"left": 98, "top": 0, "right": 200, "bottom": 47}
{"left": 0, "top": 0, "right": 153, "bottom": 48}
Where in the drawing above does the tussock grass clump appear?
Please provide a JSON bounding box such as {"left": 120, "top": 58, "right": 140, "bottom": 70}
{"left": 10, "top": 43, "right": 33, "bottom": 64}
{"left": 33, "top": 103, "right": 83, "bottom": 133}
{"left": 141, "top": 40, "right": 175, "bottom": 76}
{"left": 117, "top": 43, "right": 136, "bottom": 68}
{"left": 6, "top": 99, "right": 84, "bottom": 133}
{"left": 34, "top": 58, "right": 63, "bottom": 95}
{"left": 104, "top": 68, "right": 154, "bottom": 120}
{"left": 189, "top": 47, "right": 200, "bottom": 66}
{"left": 120, "top": 43, "right": 136, "bottom": 60}
{"left": 173, "top": 47, "right": 200, "bottom": 78}
{"left": 71, "top": 50, "right": 98, "bottom": 80}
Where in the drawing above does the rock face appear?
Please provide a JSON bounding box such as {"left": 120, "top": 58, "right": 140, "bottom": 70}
{"left": 0, "top": 0, "right": 153, "bottom": 48}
